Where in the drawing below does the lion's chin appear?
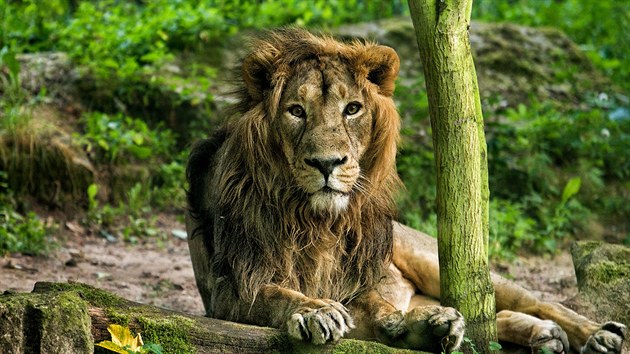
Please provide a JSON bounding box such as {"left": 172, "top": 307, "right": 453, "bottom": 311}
{"left": 309, "top": 191, "right": 350, "bottom": 215}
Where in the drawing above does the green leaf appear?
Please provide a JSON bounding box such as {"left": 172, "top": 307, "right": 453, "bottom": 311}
{"left": 102, "top": 58, "right": 119, "bottom": 69}
{"left": 561, "top": 177, "right": 581, "bottom": 205}
{"left": 142, "top": 342, "right": 163, "bottom": 354}
{"left": 87, "top": 184, "right": 98, "bottom": 200}
{"left": 489, "top": 341, "right": 502, "bottom": 351}
{"left": 131, "top": 132, "right": 145, "bottom": 145}
{"left": 127, "top": 146, "right": 152, "bottom": 159}
{"left": 0, "top": 47, "right": 20, "bottom": 78}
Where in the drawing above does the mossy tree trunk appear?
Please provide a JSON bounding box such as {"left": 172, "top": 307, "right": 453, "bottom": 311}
{"left": 407, "top": 1, "right": 497, "bottom": 352}
{"left": 0, "top": 282, "right": 418, "bottom": 354}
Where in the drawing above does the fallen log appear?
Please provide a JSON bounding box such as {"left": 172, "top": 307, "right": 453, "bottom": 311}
{"left": 0, "top": 282, "right": 414, "bottom": 353}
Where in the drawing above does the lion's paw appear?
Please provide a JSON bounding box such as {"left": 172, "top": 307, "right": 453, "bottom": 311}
{"left": 399, "top": 305, "right": 465, "bottom": 353}
{"left": 581, "top": 322, "right": 626, "bottom": 354}
{"left": 528, "top": 320, "right": 569, "bottom": 354}
{"left": 287, "top": 302, "right": 355, "bottom": 345}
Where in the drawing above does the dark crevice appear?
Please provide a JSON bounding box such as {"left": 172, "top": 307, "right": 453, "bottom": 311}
{"left": 23, "top": 304, "right": 43, "bottom": 354}
{"left": 436, "top": 0, "right": 447, "bottom": 23}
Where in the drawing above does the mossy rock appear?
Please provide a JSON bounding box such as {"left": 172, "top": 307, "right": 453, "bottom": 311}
{"left": 0, "top": 290, "right": 93, "bottom": 353}
{"left": 0, "top": 282, "right": 416, "bottom": 354}
{"left": 336, "top": 18, "right": 611, "bottom": 108}
{"left": 571, "top": 241, "right": 630, "bottom": 294}
{"left": 568, "top": 241, "right": 630, "bottom": 352}
{"left": 15, "top": 52, "right": 82, "bottom": 113}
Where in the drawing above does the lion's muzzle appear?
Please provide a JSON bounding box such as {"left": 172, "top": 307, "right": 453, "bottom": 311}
{"left": 304, "top": 156, "right": 348, "bottom": 183}
{"left": 297, "top": 153, "right": 358, "bottom": 214}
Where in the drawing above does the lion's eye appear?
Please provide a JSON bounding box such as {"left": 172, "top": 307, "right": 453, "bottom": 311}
{"left": 289, "top": 105, "right": 305, "bottom": 118}
{"left": 344, "top": 102, "right": 362, "bottom": 116}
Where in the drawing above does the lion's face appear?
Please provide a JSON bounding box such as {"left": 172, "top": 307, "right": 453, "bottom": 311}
{"left": 238, "top": 30, "right": 400, "bottom": 216}
{"left": 274, "top": 59, "right": 372, "bottom": 214}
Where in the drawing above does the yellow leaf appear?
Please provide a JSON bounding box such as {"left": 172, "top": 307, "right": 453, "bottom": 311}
{"left": 96, "top": 324, "right": 144, "bottom": 353}
{"left": 95, "top": 340, "right": 128, "bottom": 354}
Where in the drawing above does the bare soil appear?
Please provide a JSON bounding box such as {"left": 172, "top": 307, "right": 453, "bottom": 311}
{"left": 0, "top": 213, "right": 578, "bottom": 316}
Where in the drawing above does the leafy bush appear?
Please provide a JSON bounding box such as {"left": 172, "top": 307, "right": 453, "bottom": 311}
{"left": 0, "top": 209, "right": 52, "bottom": 256}
{"left": 1, "top": 0, "right": 404, "bottom": 110}
{"left": 74, "top": 112, "right": 184, "bottom": 242}
{"left": 0, "top": 47, "right": 33, "bottom": 134}
{"left": 151, "top": 160, "right": 186, "bottom": 209}
{"left": 75, "top": 112, "right": 176, "bottom": 164}
{"left": 397, "top": 79, "right": 629, "bottom": 258}
{"left": 0, "top": 171, "right": 54, "bottom": 255}
{"left": 488, "top": 99, "right": 630, "bottom": 220}
{"left": 85, "top": 183, "right": 161, "bottom": 243}
{"left": 488, "top": 199, "right": 536, "bottom": 260}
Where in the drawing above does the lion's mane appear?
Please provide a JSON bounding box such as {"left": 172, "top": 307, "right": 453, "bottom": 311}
{"left": 187, "top": 28, "right": 402, "bottom": 318}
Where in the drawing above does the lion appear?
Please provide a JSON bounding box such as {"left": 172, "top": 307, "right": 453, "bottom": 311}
{"left": 186, "top": 28, "right": 626, "bottom": 353}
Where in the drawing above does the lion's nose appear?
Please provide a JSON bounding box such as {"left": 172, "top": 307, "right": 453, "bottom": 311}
{"left": 304, "top": 156, "right": 348, "bottom": 179}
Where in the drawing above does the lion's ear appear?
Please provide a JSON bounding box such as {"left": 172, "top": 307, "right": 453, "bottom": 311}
{"left": 354, "top": 45, "right": 400, "bottom": 97}
{"left": 242, "top": 50, "right": 276, "bottom": 101}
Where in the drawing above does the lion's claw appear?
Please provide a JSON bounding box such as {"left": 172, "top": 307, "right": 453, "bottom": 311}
{"left": 424, "top": 307, "right": 465, "bottom": 352}
{"left": 581, "top": 322, "right": 626, "bottom": 354}
{"left": 287, "top": 302, "right": 354, "bottom": 344}
{"left": 529, "top": 320, "right": 569, "bottom": 354}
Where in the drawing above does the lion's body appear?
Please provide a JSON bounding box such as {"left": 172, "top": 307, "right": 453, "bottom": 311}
{"left": 186, "top": 28, "right": 625, "bottom": 353}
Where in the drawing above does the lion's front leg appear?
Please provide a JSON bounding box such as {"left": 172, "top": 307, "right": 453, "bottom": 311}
{"left": 212, "top": 284, "right": 354, "bottom": 345}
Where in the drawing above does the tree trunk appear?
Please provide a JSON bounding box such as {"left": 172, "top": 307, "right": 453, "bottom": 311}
{"left": 0, "top": 282, "right": 419, "bottom": 354}
{"left": 407, "top": 1, "right": 497, "bottom": 352}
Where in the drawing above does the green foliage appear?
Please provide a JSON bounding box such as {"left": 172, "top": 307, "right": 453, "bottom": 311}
{"left": 151, "top": 160, "right": 186, "bottom": 209}
{"left": 489, "top": 341, "right": 502, "bottom": 351}
{"left": 0, "top": 171, "right": 54, "bottom": 255}
{"left": 0, "top": 46, "right": 20, "bottom": 92}
{"left": 85, "top": 183, "right": 161, "bottom": 243}
{"left": 212, "top": 0, "right": 406, "bottom": 29}
{"left": 1, "top": 0, "right": 403, "bottom": 56}
{"left": 75, "top": 112, "right": 176, "bottom": 164}
{"left": 488, "top": 200, "right": 536, "bottom": 260}
{"left": 451, "top": 337, "right": 501, "bottom": 354}
{"left": 74, "top": 111, "right": 185, "bottom": 242}
{"left": 0, "top": 46, "right": 30, "bottom": 133}
{"left": 0, "top": 0, "right": 403, "bottom": 118}
{"left": 398, "top": 77, "right": 629, "bottom": 259}
{"left": 0, "top": 209, "right": 52, "bottom": 256}
{"left": 76, "top": 111, "right": 186, "bottom": 221}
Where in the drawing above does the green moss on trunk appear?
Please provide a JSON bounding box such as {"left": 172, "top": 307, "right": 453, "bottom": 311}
{"left": 137, "top": 316, "right": 196, "bottom": 354}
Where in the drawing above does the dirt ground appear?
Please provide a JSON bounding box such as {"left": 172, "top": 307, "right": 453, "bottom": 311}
{"left": 0, "top": 213, "right": 579, "bottom": 317}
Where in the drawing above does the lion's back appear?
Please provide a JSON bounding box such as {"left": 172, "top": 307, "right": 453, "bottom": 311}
{"left": 186, "top": 127, "right": 227, "bottom": 241}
